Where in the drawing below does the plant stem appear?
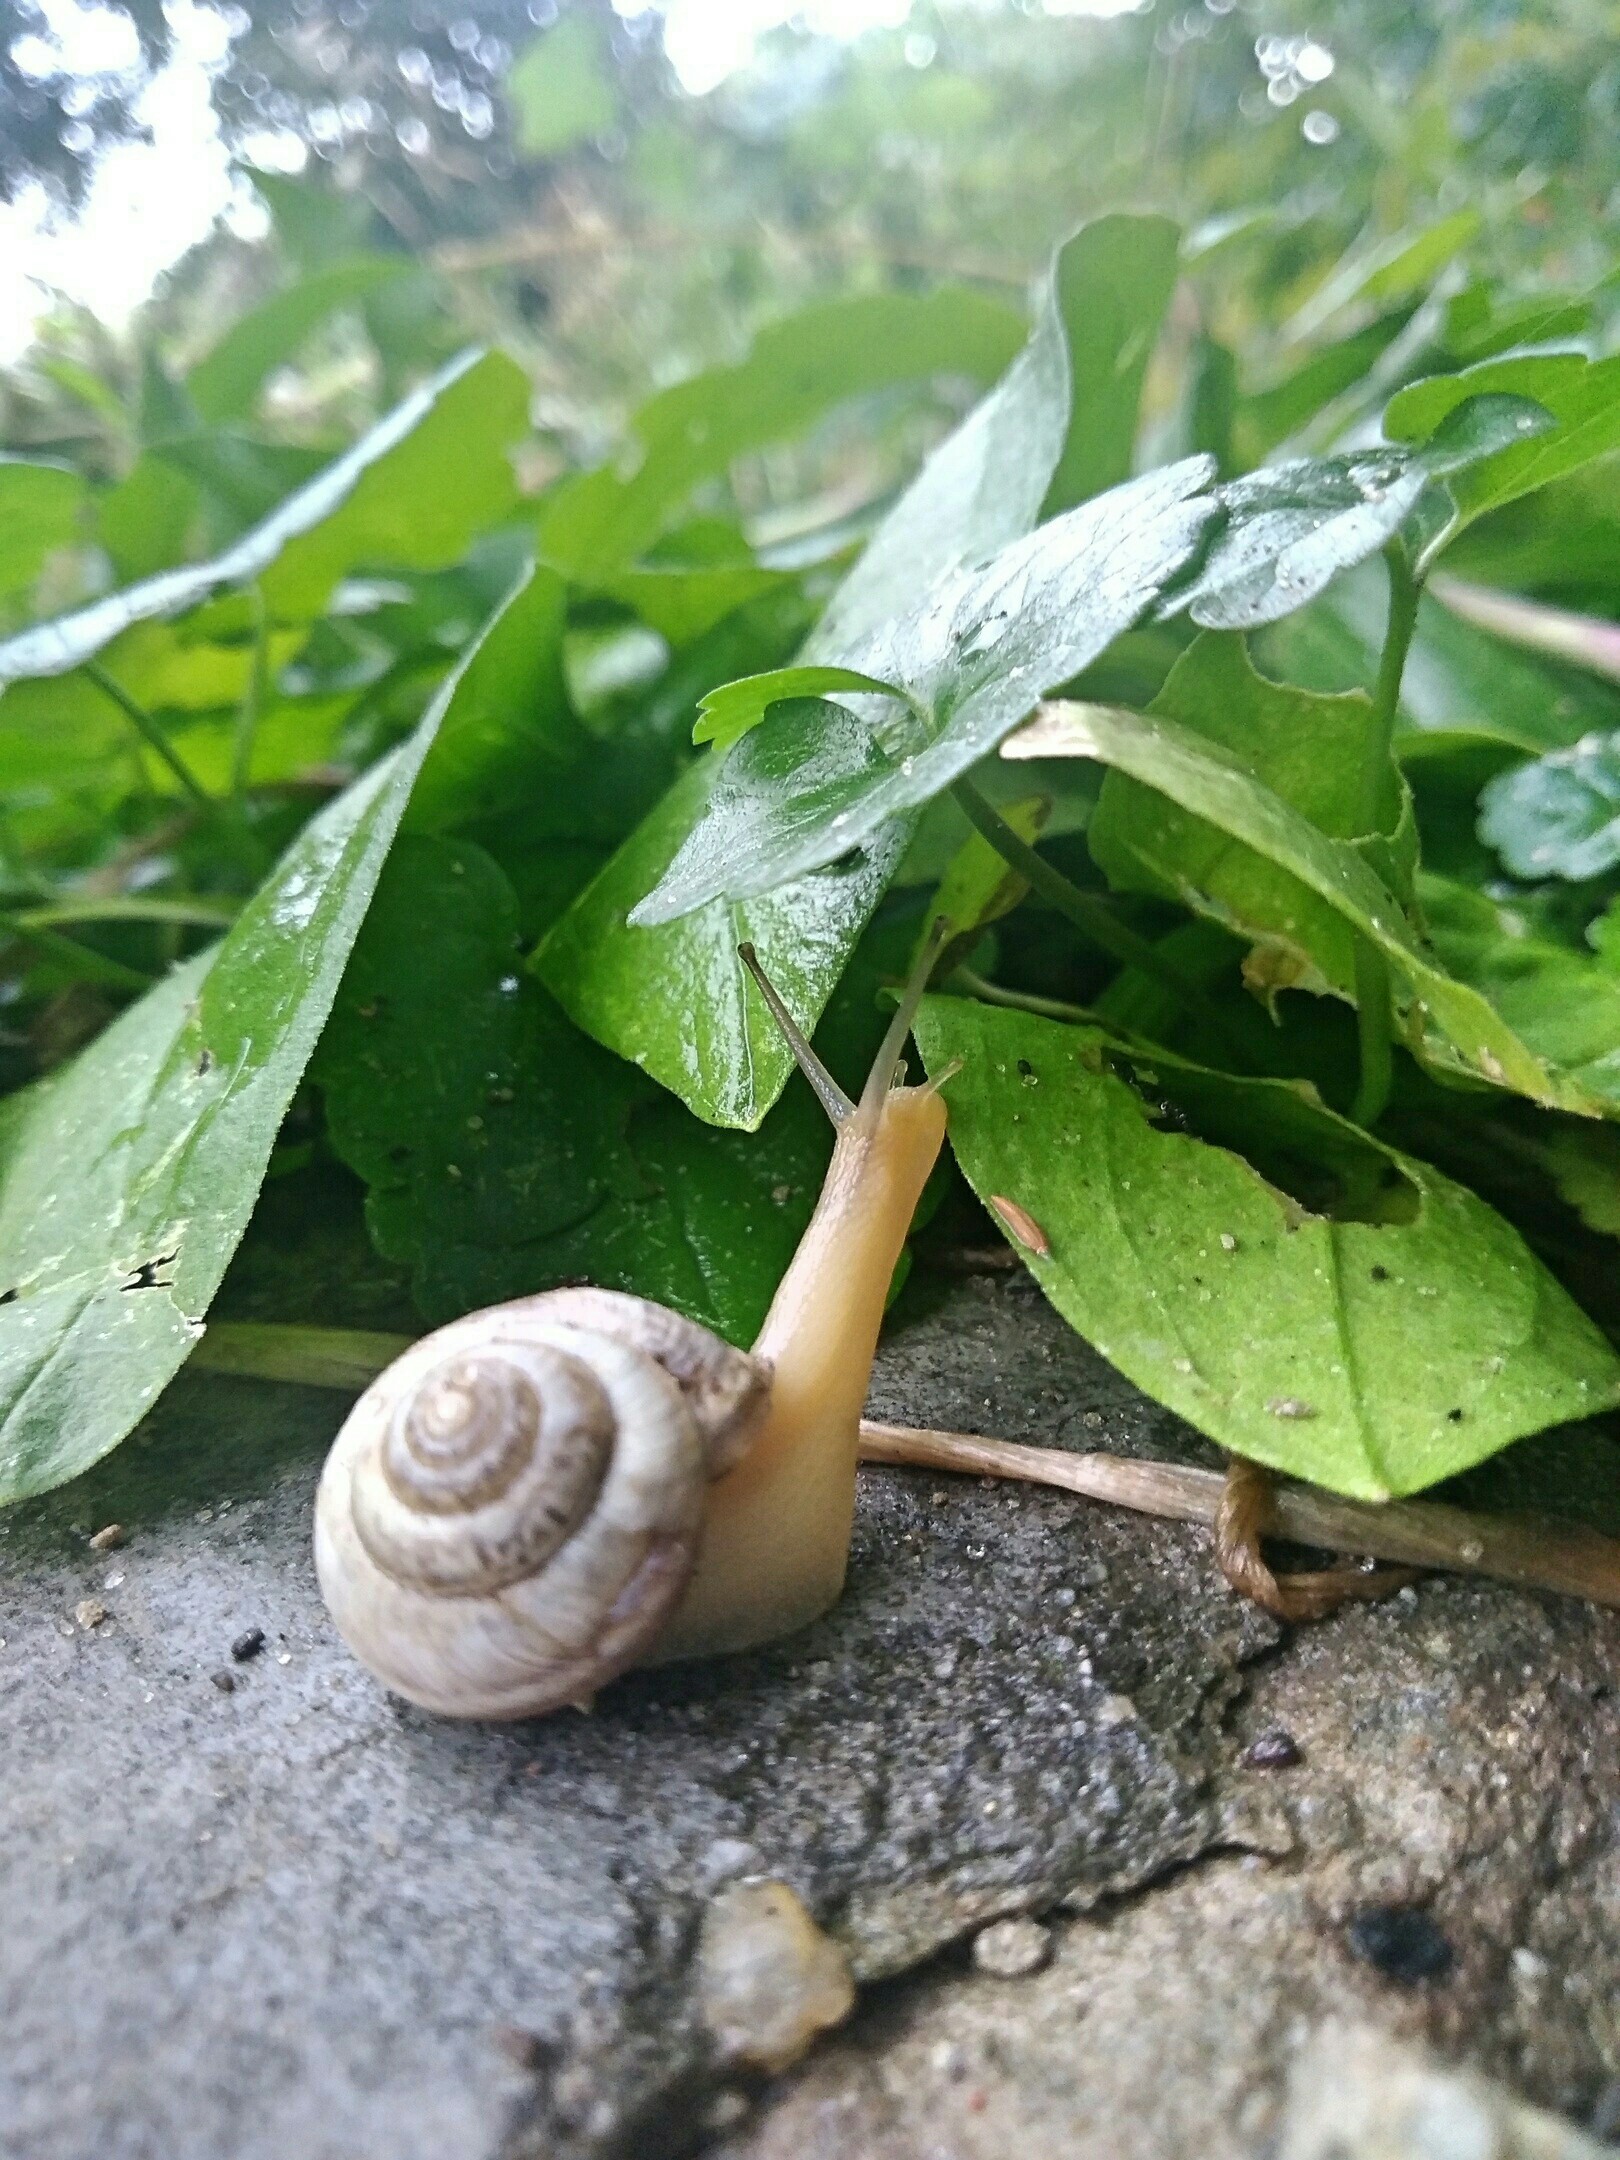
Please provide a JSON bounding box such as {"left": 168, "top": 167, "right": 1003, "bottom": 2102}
{"left": 7, "top": 895, "right": 238, "bottom": 932}
{"left": 231, "top": 586, "right": 270, "bottom": 804}
{"left": 1359, "top": 546, "right": 1420, "bottom": 833}
{"left": 950, "top": 967, "right": 1097, "bottom": 1026}
{"left": 84, "top": 662, "right": 215, "bottom": 814}
{"left": 190, "top": 1322, "right": 1620, "bottom": 1611}
{"left": 1350, "top": 548, "right": 1422, "bottom": 1129}
{"left": 950, "top": 777, "right": 1248, "bottom": 1061}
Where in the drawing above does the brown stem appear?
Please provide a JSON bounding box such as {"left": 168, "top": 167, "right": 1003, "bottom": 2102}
{"left": 855, "top": 1420, "right": 1620, "bottom": 1611}
{"left": 1214, "top": 1456, "right": 1419, "bottom": 1622}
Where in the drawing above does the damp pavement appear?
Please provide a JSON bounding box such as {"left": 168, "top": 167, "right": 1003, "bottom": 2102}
{"left": 3, "top": 1258, "right": 1619, "bottom": 2160}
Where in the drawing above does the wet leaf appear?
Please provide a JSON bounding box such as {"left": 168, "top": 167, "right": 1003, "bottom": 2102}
{"left": 539, "top": 219, "right": 1185, "bottom": 1129}
{"left": 316, "top": 834, "right": 913, "bottom": 1338}
{"left": 0, "top": 349, "right": 526, "bottom": 684}
{"left": 1089, "top": 634, "right": 1412, "bottom": 1001}
{"left": 1007, "top": 698, "right": 1608, "bottom": 1113}
{"left": 914, "top": 996, "right": 1620, "bottom": 1500}
{"left": 0, "top": 572, "right": 541, "bottom": 1504}
{"left": 635, "top": 458, "right": 1214, "bottom": 922}
{"left": 1384, "top": 351, "right": 1620, "bottom": 563}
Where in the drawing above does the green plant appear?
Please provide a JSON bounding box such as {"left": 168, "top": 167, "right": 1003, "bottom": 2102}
{"left": 3, "top": 192, "right": 1620, "bottom": 1615}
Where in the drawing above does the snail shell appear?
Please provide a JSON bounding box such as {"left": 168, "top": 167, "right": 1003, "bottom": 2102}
{"left": 313, "top": 1288, "right": 768, "bottom": 1718}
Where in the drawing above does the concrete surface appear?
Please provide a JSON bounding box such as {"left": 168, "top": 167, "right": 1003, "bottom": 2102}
{"left": 2, "top": 1219, "right": 1619, "bottom": 2160}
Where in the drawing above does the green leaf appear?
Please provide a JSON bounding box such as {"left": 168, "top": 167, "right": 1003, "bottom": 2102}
{"left": 0, "top": 573, "right": 541, "bottom": 1505}
{"left": 0, "top": 458, "right": 84, "bottom": 599}
{"left": 402, "top": 563, "right": 583, "bottom": 834}
{"left": 0, "top": 349, "right": 526, "bottom": 685}
{"left": 1162, "top": 399, "right": 1552, "bottom": 632}
{"left": 540, "top": 220, "right": 1187, "bottom": 1129}
{"left": 507, "top": 14, "right": 618, "bottom": 159}
{"left": 187, "top": 256, "right": 414, "bottom": 424}
{"left": 1479, "top": 730, "right": 1620, "bottom": 883}
{"left": 1384, "top": 352, "right": 1620, "bottom": 561}
{"left": 693, "top": 665, "right": 909, "bottom": 750}
{"left": 1090, "top": 635, "right": 1410, "bottom": 1002}
{"left": 1162, "top": 449, "right": 1427, "bottom": 630}
{"left": 634, "top": 458, "right": 1215, "bottom": 922}
{"left": 1006, "top": 698, "right": 1606, "bottom": 1114}
{"left": 539, "top": 287, "right": 1025, "bottom": 583}
{"left": 537, "top": 755, "right": 909, "bottom": 1130}
{"left": 96, "top": 455, "right": 199, "bottom": 584}
{"left": 317, "top": 833, "right": 914, "bottom": 1338}
{"left": 914, "top": 996, "right": 1620, "bottom": 1501}
{"left": 1281, "top": 211, "right": 1481, "bottom": 346}
{"left": 1420, "top": 877, "right": 1620, "bottom": 1106}
{"left": 1259, "top": 569, "right": 1620, "bottom": 759}
{"left": 1039, "top": 211, "right": 1181, "bottom": 515}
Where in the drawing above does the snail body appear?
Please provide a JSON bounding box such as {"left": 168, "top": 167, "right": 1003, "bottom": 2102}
{"left": 313, "top": 939, "right": 948, "bottom": 1719}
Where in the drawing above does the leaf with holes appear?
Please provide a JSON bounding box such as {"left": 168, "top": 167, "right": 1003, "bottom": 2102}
{"left": 914, "top": 997, "right": 1620, "bottom": 1500}
{"left": 0, "top": 572, "right": 538, "bottom": 1504}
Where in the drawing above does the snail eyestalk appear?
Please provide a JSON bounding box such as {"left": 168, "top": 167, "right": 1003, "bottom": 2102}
{"left": 738, "top": 940, "right": 854, "bottom": 1127}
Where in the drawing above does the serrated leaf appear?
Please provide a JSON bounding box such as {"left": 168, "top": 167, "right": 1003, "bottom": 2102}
{"left": 635, "top": 458, "right": 1214, "bottom": 923}
{"left": 541, "top": 219, "right": 1187, "bottom": 1127}
{"left": 1384, "top": 351, "right": 1620, "bottom": 563}
{"left": 914, "top": 996, "right": 1620, "bottom": 1500}
{"left": 1006, "top": 698, "right": 1608, "bottom": 1114}
{"left": 0, "top": 349, "right": 525, "bottom": 685}
{"left": 1479, "top": 730, "right": 1620, "bottom": 883}
{"left": 0, "top": 571, "right": 544, "bottom": 1505}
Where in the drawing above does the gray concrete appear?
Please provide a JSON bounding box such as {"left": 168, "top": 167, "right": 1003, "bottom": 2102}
{"left": 2, "top": 1248, "right": 1619, "bottom": 2160}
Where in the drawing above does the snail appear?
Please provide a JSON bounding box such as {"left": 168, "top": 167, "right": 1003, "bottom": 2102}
{"left": 313, "top": 932, "right": 951, "bottom": 1718}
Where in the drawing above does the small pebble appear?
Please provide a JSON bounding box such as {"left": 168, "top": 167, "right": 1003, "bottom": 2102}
{"left": 231, "top": 1627, "right": 266, "bottom": 1662}
{"left": 88, "top": 1523, "right": 124, "bottom": 1552}
{"left": 1346, "top": 1903, "right": 1454, "bottom": 1985}
{"left": 697, "top": 1878, "right": 855, "bottom": 2073}
{"left": 74, "top": 1598, "right": 107, "bottom": 1630}
{"left": 211, "top": 1670, "right": 237, "bottom": 1694}
{"left": 102, "top": 1570, "right": 125, "bottom": 1590}
{"left": 972, "top": 1917, "right": 1051, "bottom": 1978}
{"left": 1244, "top": 1728, "right": 1302, "bottom": 1770}
{"left": 275, "top": 1651, "right": 292, "bottom": 1666}
{"left": 1095, "top": 1691, "right": 1138, "bottom": 1727}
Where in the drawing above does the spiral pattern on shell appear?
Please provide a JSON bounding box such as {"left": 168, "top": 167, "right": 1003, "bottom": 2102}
{"left": 313, "top": 1289, "right": 768, "bottom": 1719}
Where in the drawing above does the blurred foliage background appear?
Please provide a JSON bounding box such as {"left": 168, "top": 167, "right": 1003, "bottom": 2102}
{"left": 3, "top": 0, "right": 1618, "bottom": 485}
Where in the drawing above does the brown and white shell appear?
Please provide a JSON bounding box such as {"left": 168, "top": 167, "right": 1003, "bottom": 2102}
{"left": 313, "top": 1288, "right": 768, "bottom": 1718}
